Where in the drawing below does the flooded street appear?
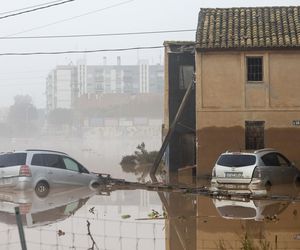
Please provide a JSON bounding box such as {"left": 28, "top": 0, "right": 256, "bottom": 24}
{"left": 0, "top": 133, "right": 167, "bottom": 250}
{"left": 2, "top": 182, "right": 300, "bottom": 249}
{"left": 0, "top": 136, "right": 300, "bottom": 250}
{"left": 2, "top": 1, "right": 300, "bottom": 250}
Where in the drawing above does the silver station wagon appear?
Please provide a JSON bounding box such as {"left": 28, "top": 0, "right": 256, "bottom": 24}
{"left": 0, "top": 149, "right": 100, "bottom": 197}
{"left": 211, "top": 148, "right": 300, "bottom": 194}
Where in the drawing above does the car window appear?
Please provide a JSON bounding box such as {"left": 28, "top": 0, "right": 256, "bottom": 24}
{"left": 79, "top": 165, "right": 90, "bottom": 174}
{"left": 62, "top": 157, "right": 80, "bottom": 172}
{"left": 217, "top": 155, "right": 256, "bottom": 167}
{"left": 31, "top": 154, "right": 65, "bottom": 169}
{"left": 276, "top": 153, "right": 290, "bottom": 167}
{"left": 0, "top": 153, "right": 26, "bottom": 167}
{"left": 261, "top": 153, "right": 280, "bottom": 166}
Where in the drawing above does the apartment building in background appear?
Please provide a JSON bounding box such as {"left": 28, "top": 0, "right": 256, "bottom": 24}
{"left": 46, "top": 65, "right": 76, "bottom": 111}
{"left": 46, "top": 57, "right": 164, "bottom": 112}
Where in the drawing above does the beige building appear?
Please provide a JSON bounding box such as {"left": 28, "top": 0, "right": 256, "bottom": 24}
{"left": 195, "top": 6, "right": 300, "bottom": 177}
{"left": 163, "top": 6, "right": 300, "bottom": 250}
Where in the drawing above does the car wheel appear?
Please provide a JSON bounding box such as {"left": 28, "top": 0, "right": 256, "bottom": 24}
{"left": 35, "top": 181, "right": 50, "bottom": 198}
{"left": 90, "top": 181, "right": 100, "bottom": 190}
{"left": 265, "top": 181, "right": 272, "bottom": 191}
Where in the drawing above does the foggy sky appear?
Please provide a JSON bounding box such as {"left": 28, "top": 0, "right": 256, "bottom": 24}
{"left": 0, "top": 0, "right": 299, "bottom": 108}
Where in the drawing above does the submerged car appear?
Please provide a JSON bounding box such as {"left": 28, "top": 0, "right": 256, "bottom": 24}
{"left": 0, "top": 149, "right": 100, "bottom": 197}
{"left": 211, "top": 148, "right": 300, "bottom": 194}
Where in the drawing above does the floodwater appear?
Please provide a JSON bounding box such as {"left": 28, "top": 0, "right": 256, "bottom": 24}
{"left": 2, "top": 182, "right": 300, "bottom": 249}
{"left": 0, "top": 188, "right": 165, "bottom": 250}
{"left": 1, "top": 135, "right": 300, "bottom": 249}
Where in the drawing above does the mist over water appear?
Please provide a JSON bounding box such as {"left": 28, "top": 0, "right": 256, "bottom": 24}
{"left": 0, "top": 126, "right": 162, "bottom": 179}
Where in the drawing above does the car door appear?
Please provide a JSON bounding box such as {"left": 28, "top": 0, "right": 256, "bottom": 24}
{"left": 276, "top": 153, "right": 295, "bottom": 184}
{"left": 261, "top": 153, "right": 294, "bottom": 185}
{"left": 260, "top": 153, "right": 281, "bottom": 184}
{"left": 31, "top": 153, "right": 69, "bottom": 186}
{"left": 61, "top": 156, "right": 93, "bottom": 186}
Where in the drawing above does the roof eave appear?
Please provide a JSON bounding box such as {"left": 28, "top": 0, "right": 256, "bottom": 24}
{"left": 195, "top": 45, "right": 300, "bottom": 52}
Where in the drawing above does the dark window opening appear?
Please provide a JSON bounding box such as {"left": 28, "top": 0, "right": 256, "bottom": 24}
{"left": 179, "top": 65, "right": 194, "bottom": 89}
{"left": 245, "top": 121, "right": 265, "bottom": 150}
{"left": 247, "top": 57, "right": 263, "bottom": 82}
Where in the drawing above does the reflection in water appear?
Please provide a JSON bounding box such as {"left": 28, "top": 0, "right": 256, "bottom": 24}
{"left": 0, "top": 186, "right": 95, "bottom": 227}
{"left": 196, "top": 195, "right": 300, "bottom": 250}
{"left": 1, "top": 180, "right": 300, "bottom": 249}
{"left": 214, "top": 198, "right": 290, "bottom": 221}
{"left": 0, "top": 187, "right": 165, "bottom": 250}
{"left": 192, "top": 184, "right": 300, "bottom": 250}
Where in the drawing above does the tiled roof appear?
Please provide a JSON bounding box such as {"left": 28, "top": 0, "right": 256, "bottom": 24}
{"left": 196, "top": 6, "right": 300, "bottom": 50}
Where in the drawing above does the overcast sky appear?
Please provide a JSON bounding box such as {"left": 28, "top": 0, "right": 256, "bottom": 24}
{"left": 0, "top": 0, "right": 300, "bottom": 108}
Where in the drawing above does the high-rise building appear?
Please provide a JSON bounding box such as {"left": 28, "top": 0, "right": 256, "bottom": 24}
{"left": 139, "top": 60, "right": 149, "bottom": 93}
{"left": 46, "top": 65, "right": 76, "bottom": 111}
{"left": 46, "top": 58, "right": 163, "bottom": 112}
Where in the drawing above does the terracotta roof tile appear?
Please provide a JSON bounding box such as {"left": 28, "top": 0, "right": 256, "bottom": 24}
{"left": 196, "top": 6, "right": 300, "bottom": 50}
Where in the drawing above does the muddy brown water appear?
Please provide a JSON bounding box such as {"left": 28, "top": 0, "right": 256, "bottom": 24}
{"left": 1, "top": 137, "right": 300, "bottom": 249}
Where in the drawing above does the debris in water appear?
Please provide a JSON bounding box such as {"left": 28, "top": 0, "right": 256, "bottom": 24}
{"left": 89, "top": 207, "right": 95, "bottom": 214}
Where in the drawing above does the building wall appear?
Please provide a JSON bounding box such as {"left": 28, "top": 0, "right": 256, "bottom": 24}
{"left": 56, "top": 68, "right": 72, "bottom": 109}
{"left": 196, "top": 50, "right": 300, "bottom": 176}
{"left": 139, "top": 60, "right": 150, "bottom": 93}
{"left": 77, "top": 61, "right": 87, "bottom": 97}
{"left": 46, "top": 71, "right": 55, "bottom": 111}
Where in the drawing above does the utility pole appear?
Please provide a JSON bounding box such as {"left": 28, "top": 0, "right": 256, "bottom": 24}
{"left": 15, "top": 206, "right": 27, "bottom": 250}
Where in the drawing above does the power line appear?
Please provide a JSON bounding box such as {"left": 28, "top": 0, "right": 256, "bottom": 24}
{"left": 0, "top": 0, "right": 72, "bottom": 16}
{"left": 0, "top": 29, "right": 196, "bottom": 40}
{"left": 0, "top": 0, "right": 75, "bottom": 20}
{"left": 0, "top": 45, "right": 164, "bottom": 56}
{"left": 6, "top": 0, "right": 135, "bottom": 37}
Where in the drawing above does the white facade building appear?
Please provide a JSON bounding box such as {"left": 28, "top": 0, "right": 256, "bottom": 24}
{"left": 46, "top": 65, "right": 74, "bottom": 111}
{"left": 46, "top": 58, "right": 163, "bottom": 112}
{"left": 56, "top": 68, "right": 72, "bottom": 109}
{"left": 77, "top": 59, "right": 87, "bottom": 96}
{"left": 139, "top": 60, "right": 149, "bottom": 93}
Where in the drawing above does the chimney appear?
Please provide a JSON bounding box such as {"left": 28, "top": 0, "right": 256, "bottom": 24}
{"left": 103, "top": 56, "right": 107, "bottom": 66}
{"left": 117, "top": 56, "right": 121, "bottom": 66}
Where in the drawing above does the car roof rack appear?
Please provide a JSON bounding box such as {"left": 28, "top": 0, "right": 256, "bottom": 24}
{"left": 26, "top": 149, "right": 68, "bottom": 155}
{"left": 254, "top": 148, "right": 276, "bottom": 153}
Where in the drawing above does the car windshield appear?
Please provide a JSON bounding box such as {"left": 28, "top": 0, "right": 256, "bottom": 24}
{"left": 217, "top": 154, "right": 256, "bottom": 167}
{"left": 0, "top": 153, "right": 27, "bottom": 167}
